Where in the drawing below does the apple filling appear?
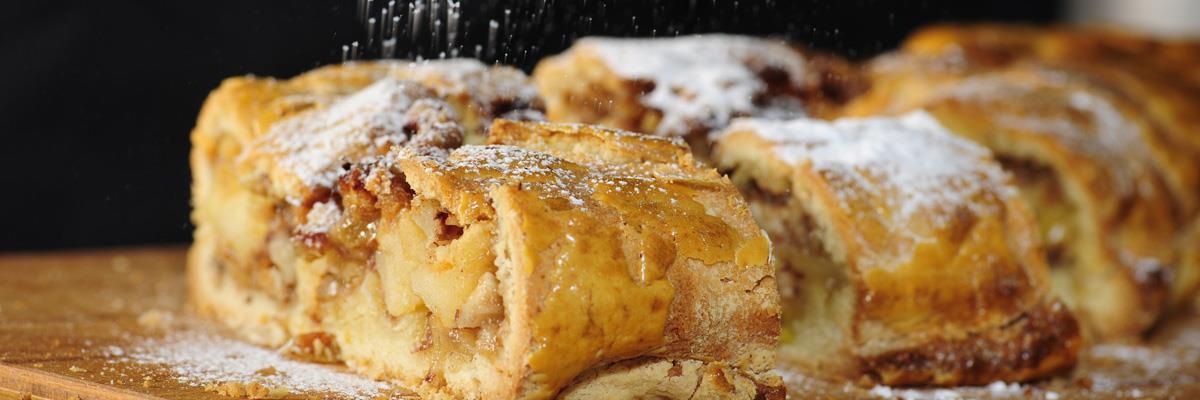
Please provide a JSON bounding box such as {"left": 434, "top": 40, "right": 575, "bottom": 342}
{"left": 729, "top": 172, "right": 855, "bottom": 378}
{"left": 272, "top": 165, "right": 509, "bottom": 393}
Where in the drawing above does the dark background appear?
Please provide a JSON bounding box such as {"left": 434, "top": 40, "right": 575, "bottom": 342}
{"left": 0, "top": 0, "right": 1060, "bottom": 251}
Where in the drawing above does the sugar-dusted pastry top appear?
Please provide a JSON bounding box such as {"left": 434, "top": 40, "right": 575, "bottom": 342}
{"left": 575, "top": 35, "right": 812, "bottom": 136}
{"left": 192, "top": 59, "right": 542, "bottom": 164}
{"left": 535, "top": 34, "right": 864, "bottom": 144}
{"left": 721, "top": 111, "right": 1017, "bottom": 267}
{"left": 397, "top": 119, "right": 773, "bottom": 281}
{"left": 240, "top": 78, "right": 462, "bottom": 205}
{"left": 288, "top": 59, "right": 544, "bottom": 128}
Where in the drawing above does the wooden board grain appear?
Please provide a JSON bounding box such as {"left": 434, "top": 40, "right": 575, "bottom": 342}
{"left": 0, "top": 247, "right": 413, "bottom": 400}
{"left": 0, "top": 247, "right": 1198, "bottom": 400}
{"left": 0, "top": 247, "right": 211, "bottom": 400}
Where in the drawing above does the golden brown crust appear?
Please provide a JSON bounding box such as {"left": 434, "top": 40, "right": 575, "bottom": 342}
{"left": 189, "top": 59, "right": 780, "bottom": 399}
{"left": 897, "top": 24, "right": 1200, "bottom": 217}
{"left": 712, "top": 112, "right": 1081, "bottom": 386}
{"left": 844, "top": 26, "right": 1200, "bottom": 337}
{"left": 901, "top": 23, "right": 1200, "bottom": 91}
{"left": 862, "top": 301, "right": 1080, "bottom": 385}
{"left": 533, "top": 34, "right": 863, "bottom": 158}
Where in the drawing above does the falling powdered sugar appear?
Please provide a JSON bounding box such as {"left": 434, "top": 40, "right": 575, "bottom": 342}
{"left": 386, "top": 59, "right": 541, "bottom": 116}
{"left": 125, "top": 331, "right": 391, "bottom": 399}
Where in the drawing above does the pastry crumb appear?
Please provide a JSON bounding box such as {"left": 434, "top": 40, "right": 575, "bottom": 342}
{"left": 205, "top": 381, "right": 289, "bottom": 399}
{"left": 137, "top": 309, "right": 175, "bottom": 330}
{"left": 68, "top": 365, "right": 87, "bottom": 373}
{"left": 279, "top": 332, "right": 340, "bottom": 363}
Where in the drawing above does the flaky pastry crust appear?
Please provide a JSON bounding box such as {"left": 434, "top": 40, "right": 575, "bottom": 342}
{"left": 712, "top": 112, "right": 1081, "bottom": 386}
{"left": 844, "top": 25, "right": 1200, "bottom": 337}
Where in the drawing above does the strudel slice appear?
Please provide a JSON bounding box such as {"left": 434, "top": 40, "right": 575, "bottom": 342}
{"left": 712, "top": 112, "right": 1081, "bottom": 386}
{"left": 900, "top": 23, "right": 1200, "bottom": 91}
{"left": 190, "top": 63, "right": 782, "bottom": 398}
{"left": 846, "top": 61, "right": 1187, "bottom": 339}
{"left": 532, "top": 34, "right": 863, "bottom": 158}
{"left": 897, "top": 24, "right": 1200, "bottom": 218}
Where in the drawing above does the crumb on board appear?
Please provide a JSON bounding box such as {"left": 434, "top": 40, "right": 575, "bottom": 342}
{"left": 137, "top": 309, "right": 175, "bottom": 330}
{"left": 68, "top": 365, "right": 87, "bottom": 373}
{"left": 204, "top": 382, "right": 290, "bottom": 399}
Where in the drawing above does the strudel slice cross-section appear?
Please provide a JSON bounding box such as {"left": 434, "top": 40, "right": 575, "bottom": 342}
{"left": 533, "top": 34, "right": 863, "bottom": 158}
{"left": 190, "top": 62, "right": 782, "bottom": 398}
{"left": 712, "top": 112, "right": 1081, "bottom": 386}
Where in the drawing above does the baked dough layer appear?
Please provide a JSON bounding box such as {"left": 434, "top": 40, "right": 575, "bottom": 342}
{"left": 189, "top": 60, "right": 781, "bottom": 398}
{"left": 712, "top": 112, "right": 1081, "bottom": 386}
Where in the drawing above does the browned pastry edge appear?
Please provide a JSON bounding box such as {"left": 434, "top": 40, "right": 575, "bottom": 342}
{"left": 863, "top": 301, "right": 1081, "bottom": 386}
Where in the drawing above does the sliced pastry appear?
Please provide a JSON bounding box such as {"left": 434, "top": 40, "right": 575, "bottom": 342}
{"left": 900, "top": 23, "right": 1200, "bottom": 91}
{"left": 712, "top": 112, "right": 1081, "bottom": 386}
{"left": 533, "top": 34, "right": 863, "bottom": 158}
{"left": 897, "top": 23, "right": 1200, "bottom": 216}
{"left": 845, "top": 59, "right": 1189, "bottom": 338}
{"left": 190, "top": 64, "right": 782, "bottom": 398}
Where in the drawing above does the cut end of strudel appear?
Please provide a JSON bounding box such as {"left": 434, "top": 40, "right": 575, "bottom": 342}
{"left": 533, "top": 34, "right": 863, "bottom": 158}
{"left": 712, "top": 111, "right": 1081, "bottom": 386}
{"left": 189, "top": 61, "right": 782, "bottom": 398}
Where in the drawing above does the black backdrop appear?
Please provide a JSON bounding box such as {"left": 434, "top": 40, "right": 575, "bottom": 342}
{"left": 0, "top": 0, "right": 1059, "bottom": 251}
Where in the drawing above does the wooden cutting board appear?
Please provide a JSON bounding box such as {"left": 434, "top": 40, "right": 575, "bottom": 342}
{"left": 1, "top": 247, "right": 1198, "bottom": 400}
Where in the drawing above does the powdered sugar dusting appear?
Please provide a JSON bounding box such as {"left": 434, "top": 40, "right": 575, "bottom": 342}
{"left": 298, "top": 200, "right": 341, "bottom": 235}
{"left": 725, "top": 111, "right": 1012, "bottom": 228}
{"left": 125, "top": 331, "right": 391, "bottom": 398}
{"left": 411, "top": 144, "right": 592, "bottom": 210}
{"left": 254, "top": 78, "right": 460, "bottom": 202}
{"left": 403, "top": 134, "right": 689, "bottom": 215}
{"left": 582, "top": 34, "right": 810, "bottom": 137}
